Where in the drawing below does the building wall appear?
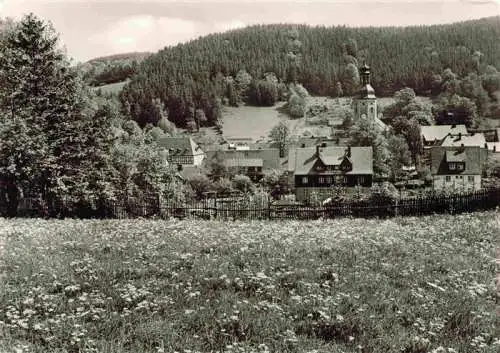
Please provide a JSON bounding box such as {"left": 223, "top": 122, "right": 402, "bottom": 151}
{"left": 295, "top": 186, "right": 372, "bottom": 203}
{"left": 432, "top": 174, "right": 481, "bottom": 191}
{"left": 293, "top": 174, "right": 373, "bottom": 203}
{"left": 169, "top": 156, "right": 194, "bottom": 165}
{"left": 294, "top": 174, "right": 372, "bottom": 188}
{"left": 193, "top": 153, "right": 205, "bottom": 166}
{"left": 354, "top": 98, "right": 377, "bottom": 121}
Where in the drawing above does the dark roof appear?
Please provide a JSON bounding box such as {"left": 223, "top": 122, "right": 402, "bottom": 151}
{"left": 205, "top": 148, "right": 280, "bottom": 170}
{"left": 157, "top": 136, "right": 204, "bottom": 157}
{"left": 445, "top": 150, "right": 466, "bottom": 162}
{"left": 430, "top": 147, "right": 482, "bottom": 175}
{"left": 355, "top": 84, "right": 376, "bottom": 99}
{"left": 224, "top": 158, "right": 263, "bottom": 168}
{"left": 288, "top": 146, "right": 373, "bottom": 175}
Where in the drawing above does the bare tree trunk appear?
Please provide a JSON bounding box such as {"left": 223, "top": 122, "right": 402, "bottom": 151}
{"left": 4, "top": 177, "right": 19, "bottom": 217}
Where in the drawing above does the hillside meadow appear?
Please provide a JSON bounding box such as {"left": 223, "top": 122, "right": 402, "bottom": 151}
{"left": 92, "top": 80, "right": 130, "bottom": 96}
{"left": 0, "top": 212, "right": 498, "bottom": 353}
{"left": 219, "top": 96, "right": 434, "bottom": 141}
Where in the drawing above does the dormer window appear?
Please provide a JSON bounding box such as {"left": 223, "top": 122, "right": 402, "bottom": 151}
{"left": 341, "top": 160, "right": 352, "bottom": 172}
{"left": 449, "top": 162, "right": 465, "bottom": 171}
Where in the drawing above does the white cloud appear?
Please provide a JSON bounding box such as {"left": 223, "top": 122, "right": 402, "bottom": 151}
{"left": 89, "top": 15, "right": 199, "bottom": 55}
{"left": 214, "top": 19, "right": 246, "bottom": 32}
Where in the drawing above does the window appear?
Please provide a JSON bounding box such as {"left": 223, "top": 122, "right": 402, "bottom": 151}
{"left": 457, "top": 163, "right": 464, "bottom": 171}
{"left": 468, "top": 176, "right": 474, "bottom": 183}
{"left": 326, "top": 177, "right": 332, "bottom": 184}
{"left": 358, "top": 176, "right": 365, "bottom": 184}
{"left": 370, "top": 107, "right": 374, "bottom": 114}
{"left": 449, "top": 163, "right": 456, "bottom": 170}
{"left": 445, "top": 176, "right": 451, "bottom": 182}
{"left": 302, "top": 177, "right": 308, "bottom": 185}
{"left": 343, "top": 176, "right": 348, "bottom": 184}
{"left": 319, "top": 177, "right": 325, "bottom": 184}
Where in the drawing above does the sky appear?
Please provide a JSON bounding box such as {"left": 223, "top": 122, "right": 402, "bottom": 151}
{"left": 1, "top": 0, "right": 499, "bottom": 63}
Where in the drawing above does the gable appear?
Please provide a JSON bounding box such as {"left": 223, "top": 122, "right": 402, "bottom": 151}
{"left": 289, "top": 146, "right": 373, "bottom": 175}
{"left": 430, "top": 147, "right": 482, "bottom": 175}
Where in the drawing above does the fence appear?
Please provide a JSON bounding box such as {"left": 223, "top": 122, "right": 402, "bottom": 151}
{"left": 2, "top": 187, "right": 500, "bottom": 220}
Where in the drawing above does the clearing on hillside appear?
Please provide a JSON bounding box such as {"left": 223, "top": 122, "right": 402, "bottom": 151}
{"left": 219, "top": 96, "right": 433, "bottom": 142}
{"left": 221, "top": 102, "right": 288, "bottom": 141}
{"left": 92, "top": 79, "right": 129, "bottom": 95}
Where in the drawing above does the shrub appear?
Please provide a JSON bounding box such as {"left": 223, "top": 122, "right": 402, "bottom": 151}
{"left": 214, "top": 177, "right": 234, "bottom": 195}
{"left": 232, "top": 174, "right": 255, "bottom": 194}
{"left": 187, "top": 174, "right": 214, "bottom": 199}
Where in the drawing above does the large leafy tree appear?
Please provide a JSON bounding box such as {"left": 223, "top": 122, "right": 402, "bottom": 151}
{"left": 0, "top": 13, "right": 116, "bottom": 214}
{"left": 269, "top": 121, "right": 290, "bottom": 158}
{"left": 349, "top": 118, "right": 391, "bottom": 179}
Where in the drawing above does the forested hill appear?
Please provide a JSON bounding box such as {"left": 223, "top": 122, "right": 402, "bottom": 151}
{"left": 79, "top": 52, "right": 151, "bottom": 87}
{"left": 86, "top": 52, "right": 152, "bottom": 64}
{"left": 119, "top": 16, "right": 500, "bottom": 129}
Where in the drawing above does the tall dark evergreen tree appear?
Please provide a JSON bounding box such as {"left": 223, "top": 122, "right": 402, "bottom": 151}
{"left": 0, "top": 13, "right": 116, "bottom": 214}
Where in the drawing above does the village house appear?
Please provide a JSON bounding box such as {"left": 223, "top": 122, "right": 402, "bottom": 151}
{"left": 157, "top": 136, "right": 205, "bottom": 166}
{"left": 204, "top": 148, "right": 281, "bottom": 181}
{"left": 225, "top": 137, "right": 254, "bottom": 150}
{"left": 483, "top": 128, "right": 500, "bottom": 155}
{"left": 421, "top": 124, "right": 468, "bottom": 148}
{"left": 430, "top": 146, "right": 483, "bottom": 191}
{"left": 440, "top": 132, "right": 487, "bottom": 149}
{"left": 288, "top": 136, "right": 350, "bottom": 149}
{"left": 288, "top": 144, "right": 373, "bottom": 202}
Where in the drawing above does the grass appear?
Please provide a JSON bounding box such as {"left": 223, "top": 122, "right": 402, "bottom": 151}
{"left": 92, "top": 80, "right": 130, "bottom": 96}
{"left": 0, "top": 212, "right": 498, "bottom": 353}
{"left": 220, "top": 102, "right": 288, "bottom": 141}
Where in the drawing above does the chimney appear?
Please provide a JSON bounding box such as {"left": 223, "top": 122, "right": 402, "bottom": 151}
{"left": 301, "top": 143, "right": 306, "bottom": 148}
{"left": 316, "top": 145, "right": 321, "bottom": 156}
{"left": 458, "top": 132, "right": 462, "bottom": 140}
{"left": 321, "top": 142, "right": 327, "bottom": 148}
{"left": 346, "top": 146, "right": 351, "bottom": 158}
{"left": 451, "top": 124, "right": 456, "bottom": 128}
{"left": 484, "top": 143, "right": 488, "bottom": 149}
{"left": 494, "top": 145, "right": 497, "bottom": 153}
{"left": 177, "top": 164, "right": 183, "bottom": 172}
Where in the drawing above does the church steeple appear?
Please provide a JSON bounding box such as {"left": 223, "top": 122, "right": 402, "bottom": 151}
{"left": 353, "top": 62, "right": 377, "bottom": 121}
{"left": 360, "top": 62, "right": 371, "bottom": 85}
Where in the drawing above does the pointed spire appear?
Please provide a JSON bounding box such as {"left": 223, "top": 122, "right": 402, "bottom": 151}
{"left": 360, "top": 62, "right": 371, "bottom": 85}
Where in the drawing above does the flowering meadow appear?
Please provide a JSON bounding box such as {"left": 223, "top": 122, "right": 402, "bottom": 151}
{"left": 0, "top": 212, "right": 498, "bottom": 353}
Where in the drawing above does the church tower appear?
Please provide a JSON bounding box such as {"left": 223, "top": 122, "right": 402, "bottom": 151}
{"left": 353, "top": 63, "right": 377, "bottom": 121}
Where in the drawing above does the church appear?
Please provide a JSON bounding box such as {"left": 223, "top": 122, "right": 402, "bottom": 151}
{"left": 352, "top": 63, "right": 388, "bottom": 132}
